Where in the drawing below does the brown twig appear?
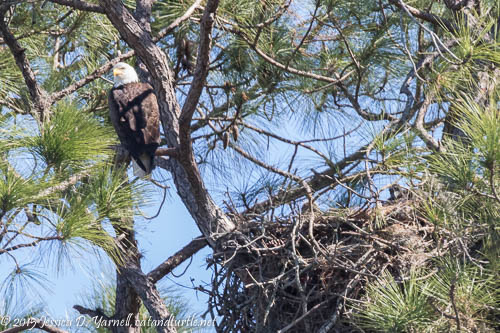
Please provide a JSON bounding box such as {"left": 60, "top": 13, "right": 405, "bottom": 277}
{"left": 450, "top": 276, "right": 461, "bottom": 332}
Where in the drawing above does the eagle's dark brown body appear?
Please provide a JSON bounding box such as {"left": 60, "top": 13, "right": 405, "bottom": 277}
{"left": 108, "top": 82, "right": 160, "bottom": 174}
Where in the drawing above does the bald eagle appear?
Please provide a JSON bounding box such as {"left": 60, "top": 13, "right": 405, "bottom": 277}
{"left": 109, "top": 62, "right": 160, "bottom": 177}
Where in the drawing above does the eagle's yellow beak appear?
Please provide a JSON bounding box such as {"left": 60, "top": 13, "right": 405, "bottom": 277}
{"left": 113, "top": 68, "right": 122, "bottom": 77}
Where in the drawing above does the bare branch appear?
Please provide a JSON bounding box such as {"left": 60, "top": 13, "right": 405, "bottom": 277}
{"left": 148, "top": 236, "right": 207, "bottom": 284}
{"left": 246, "top": 145, "right": 368, "bottom": 215}
{"left": 122, "top": 265, "right": 178, "bottom": 333}
{"left": 73, "top": 305, "right": 112, "bottom": 323}
{"left": 155, "top": 147, "right": 179, "bottom": 158}
{"left": 1, "top": 236, "right": 62, "bottom": 253}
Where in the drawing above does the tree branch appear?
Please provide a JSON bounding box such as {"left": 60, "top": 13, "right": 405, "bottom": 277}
{"left": 73, "top": 305, "right": 112, "bottom": 322}
{"left": 122, "top": 265, "right": 177, "bottom": 333}
{"left": 218, "top": 16, "right": 355, "bottom": 84}
{"left": 0, "top": 7, "right": 49, "bottom": 120}
{"left": 155, "top": 147, "right": 179, "bottom": 158}
{"left": 47, "top": 0, "right": 105, "bottom": 13}
{"left": 389, "top": 0, "right": 456, "bottom": 32}
{"left": 148, "top": 236, "right": 207, "bottom": 284}
{"left": 1, "top": 236, "right": 62, "bottom": 254}
{"left": 156, "top": 0, "right": 202, "bottom": 38}
{"left": 179, "top": 0, "right": 220, "bottom": 142}
{"left": 245, "top": 145, "right": 368, "bottom": 215}
{"left": 49, "top": 51, "right": 134, "bottom": 103}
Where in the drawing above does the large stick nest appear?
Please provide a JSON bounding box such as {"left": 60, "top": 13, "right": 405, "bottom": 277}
{"left": 204, "top": 197, "right": 470, "bottom": 332}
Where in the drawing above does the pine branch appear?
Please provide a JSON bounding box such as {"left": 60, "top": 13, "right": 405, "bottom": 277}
{"left": 156, "top": 0, "right": 203, "bottom": 38}
{"left": 217, "top": 16, "right": 355, "bottom": 84}
{"left": 0, "top": 7, "right": 49, "bottom": 120}
{"left": 49, "top": 51, "right": 134, "bottom": 103}
{"left": 389, "top": 0, "right": 456, "bottom": 32}
{"left": 0, "top": 236, "right": 63, "bottom": 253}
{"left": 245, "top": 144, "right": 368, "bottom": 215}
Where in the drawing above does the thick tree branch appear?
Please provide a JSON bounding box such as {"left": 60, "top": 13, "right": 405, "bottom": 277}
{"left": 99, "top": 0, "right": 235, "bottom": 248}
{"left": 134, "top": 0, "right": 154, "bottom": 30}
{"left": 122, "top": 265, "right": 177, "bottom": 333}
{"left": 179, "top": 0, "right": 220, "bottom": 141}
{"left": 155, "top": 147, "right": 179, "bottom": 158}
{"left": 148, "top": 236, "right": 207, "bottom": 284}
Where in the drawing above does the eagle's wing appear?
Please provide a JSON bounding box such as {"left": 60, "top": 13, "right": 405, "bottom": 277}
{"left": 137, "top": 83, "right": 161, "bottom": 146}
{"left": 109, "top": 88, "right": 130, "bottom": 144}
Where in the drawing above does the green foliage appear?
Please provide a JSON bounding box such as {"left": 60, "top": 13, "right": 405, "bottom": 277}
{"left": 153, "top": 0, "right": 199, "bottom": 32}
{"left": 0, "top": 163, "right": 47, "bottom": 215}
{"left": 24, "top": 102, "right": 116, "bottom": 171}
{"left": 0, "top": 101, "right": 146, "bottom": 302}
{"left": 354, "top": 269, "right": 435, "bottom": 332}
{"left": 424, "top": 259, "right": 499, "bottom": 331}
{"left": 426, "top": 96, "right": 499, "bottom": 231}
{"left": 0, "top": 52, "right": 23, "bottom": 101}
{"left": 354, "top": 260, "right": 499, "bottom": 332}
{"left": 87, "top": 164, "right": 147, "bottom": 223}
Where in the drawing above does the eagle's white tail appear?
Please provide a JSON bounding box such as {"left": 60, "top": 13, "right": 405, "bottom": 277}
{"left": 132, "top": 153, "right": 152, "bottom": 178}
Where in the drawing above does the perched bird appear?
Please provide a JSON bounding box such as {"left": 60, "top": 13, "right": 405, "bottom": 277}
{"left": 108, "top": 62, "right": 161, "bottom": 177}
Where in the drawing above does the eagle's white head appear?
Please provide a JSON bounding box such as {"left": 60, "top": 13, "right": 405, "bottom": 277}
{"left": 113, "top": 62, "right": 139, "bottom": 87}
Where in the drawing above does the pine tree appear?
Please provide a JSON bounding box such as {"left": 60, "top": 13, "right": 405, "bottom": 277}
{"left": 0, "top": 1, "right": 498, "bottom": 332}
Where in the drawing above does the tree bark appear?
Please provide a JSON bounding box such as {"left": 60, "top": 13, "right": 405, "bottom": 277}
{"left": 98, "top": 0, "right": 235, "bottom": 250}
